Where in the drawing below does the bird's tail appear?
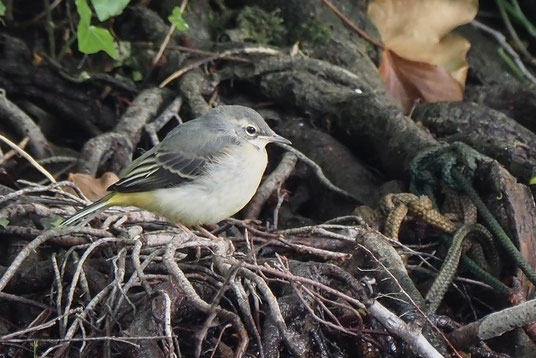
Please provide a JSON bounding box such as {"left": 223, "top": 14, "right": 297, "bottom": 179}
{"left": 60, "top": 193, "right": 114, "bottom": 227}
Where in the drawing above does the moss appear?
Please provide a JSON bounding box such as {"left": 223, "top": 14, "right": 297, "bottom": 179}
{"left": 237, "top": 6, "right": 285, "bottom": 45}
{"left": 295, "top": 19, "right": 331, "bottom": 45}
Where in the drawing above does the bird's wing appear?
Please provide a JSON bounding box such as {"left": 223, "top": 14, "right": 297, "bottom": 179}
{"left": 108, "top": 123, "right": 241, "bottom": 193}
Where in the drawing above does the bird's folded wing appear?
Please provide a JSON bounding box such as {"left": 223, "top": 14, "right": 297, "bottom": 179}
{"left": 109, "top": 125, "right": 241, "bottom": 193}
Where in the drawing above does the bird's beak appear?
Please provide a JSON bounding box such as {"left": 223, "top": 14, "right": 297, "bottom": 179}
{"left": 267, "top": 133, "right": 292, "bottom": 145}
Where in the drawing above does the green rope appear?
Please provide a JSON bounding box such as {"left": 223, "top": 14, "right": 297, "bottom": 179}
{"left": 409, "top": 143, "right": 519, "bottom": 306}
{"left": 442, "top": 235, "right": 511, "bottom": 296}
{"left": 460, "top": 255, "right": 511, "bottom": 296}
{"left": 470, "top": 224, "right": 502, "bottom": 277}
{"left": 426, "top": 224, "right": 512, "bottom": 315}
{"left": 425, "top": 226, "right": 472, "bottom": 314}
{"left": 469, "top": 242, "right": 491, "bottom": 273}
{"left": 410, "top": 142, "right": 482, "bottom": 195}
{"left": 452, "top": 168, "right": 536, "bottom": 287}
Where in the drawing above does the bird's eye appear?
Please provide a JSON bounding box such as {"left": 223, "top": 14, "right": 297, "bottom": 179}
{"left": 245, "top": 125, "right": 257, "bottom": 136}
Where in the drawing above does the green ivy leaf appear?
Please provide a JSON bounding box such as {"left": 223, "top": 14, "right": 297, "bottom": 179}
{"left": 77, "top": 22, "right": 116, "bottom": 58}
{"left": 530, "top": 176, "right": 536, "bottom": 186}
{"left": 0, "top": 217, "right": 8, "bottom": 229}
{"left": 168, "top": 6, "right": 188, "bottom": 31}
{"left": 0, "top": 1, "right": 6, "bottom": 16}
{"left": 75, "top": 0, "right": 117, "bottom": 58}
{"left": 41, "top": 216, "right": 65, "bottom": 229}
{"left": 90, "top": 0, "right": 131, "bottom": 22}
{"left": 75, "top": 0, "right": 91, "bottom": 25}
{"left": 132, "top": 70, "right": 143, "bottom": 82}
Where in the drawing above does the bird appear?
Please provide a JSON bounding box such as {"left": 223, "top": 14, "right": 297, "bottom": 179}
{"left": 61, "top": 105, "right": 291, "bottom": 227}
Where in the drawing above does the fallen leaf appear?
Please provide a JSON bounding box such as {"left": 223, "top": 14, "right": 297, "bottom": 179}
{"left": 67, "top": 172, "right": 119, "bottom": 201}
{"left": 379, "top": 50, "right": 463, "bottom": 112}
{"left": 368, "top": 0, "right": 477, "bottom": 110}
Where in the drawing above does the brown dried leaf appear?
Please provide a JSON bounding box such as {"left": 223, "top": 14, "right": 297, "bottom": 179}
{"left": 379, "top": 50, "right": 463, "bottom": 113}
{"left": 368, "top": 0, "right": 477, "bottom": 107}
{"left": 67, "top": 172, "right": 119, "bottom": 201}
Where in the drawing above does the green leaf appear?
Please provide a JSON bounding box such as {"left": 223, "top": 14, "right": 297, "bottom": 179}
{"left": 168, "top": 6, "right": 188, "bottom": 31}
{"left": 75, "top": 0, "right": 92, "bottom": 26}
{"left": 0, "top": 217, "right": 8, "bottom": 229}
{"left": 90, "top": 0, "right": 131, "bottom": 22}
{"left": 77, "top": 22, "right": 116, "bottom": 58}
{"left": 42, "top": 216, "right": 64, "bottom": 229}
{"left": 530, "top": 176, "right": 536, "bottom": 186}
{"left": 0, "top": 1, "right": 6, "bottom": 16}
{"left": 132, "top": 70, "right": 143, "bottom": 82}
{"left": 114, "top": 41, "right": 132, "bottom": 62}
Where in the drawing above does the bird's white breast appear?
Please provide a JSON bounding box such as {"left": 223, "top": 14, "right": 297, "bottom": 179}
{"left": 152, "top": 144, "right": 268, "bottom": 225}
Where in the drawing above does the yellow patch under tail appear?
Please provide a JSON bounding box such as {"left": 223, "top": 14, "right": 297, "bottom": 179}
{"left": 106, "top": 191, "right": 160, "bottom": 211}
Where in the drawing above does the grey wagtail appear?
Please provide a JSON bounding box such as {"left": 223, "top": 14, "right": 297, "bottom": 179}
{"left": 61, "top": 105, "right": 291, "bottom": 226}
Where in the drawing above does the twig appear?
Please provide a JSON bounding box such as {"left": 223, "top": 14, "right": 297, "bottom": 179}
{"left": 55, "top": 282, "right": 115, "bottom": 357}
{"left": 0, "top": 136, "right": 29, "bottom": 165}
{"left": 159, "top": 46, "right": 280, "bottom": 87}
{"left": 366, "top": 301, "right": 443, "bottom": 358}
{"left": 243, "top": 152, "right": 297, "bottom": 219}
{"left": 321, "top": 0, "right": 384, "bottom": 49}
{"left": 113, "top": 248, "right": 164, "bottom": 317}
{"left": 0, "top": 309, "right": 80, "bottom": 340}
{"left": 229, "top": 277, "right": 264, "bottom": 358}
{"left": 280, "top": 256, "right": 442, "bottom": 358}
{"left": 152, "top": 25, "right": 176, "bottom": 67}
{"left": 275, "top": 236, "right": 350, "bottom": 260}
{"left": 272, "top": 185, "right": 286, "bottom": 229}
{"left": 164, "top": 237, "right": 249, "bottom": 358}
{"left": 150, "top": 0, "right": 189, "bottom": 68}
{"left": 232, "top": 266, "right": 305, "bottom": 357}
{"left": 356, "top": 243, "right": 462, "bottom": 357}
{"left": 0, "top": 89, "right": 52, "bottom": 158}
{"left": 62, "top": 238, "right": 130, "bottom": 329}
{"left": 0, "top": 134, "right": 55, "bottom": 183}
{"left": 224, "top": 258, "right": 366, "bottom": 309}
{"left": 407, "top": 265, "right": 496, "bottom": 291}
{"left": 72, "top": 251, "right": 91, "bottom": 303}
{"left": 15, "top": 179, "right": 91, "bottom": 204}
{"left": 179, "top": 0, "right": 189, "bottom": 12}
{"left": 276, "top": 224, "right": 358, "bottom": 240}
{"left": 132, "top": 239, "right": 153, "bottom": 295}
{"left": 43, "top": 0, "right": 56, "bottom": 58}
{"left": 449, "top": 297, "right": 536, "bottom": 349}
{"left": 276, "top": 143, "right": 359, "bottom": 202}
{"left": 133, "top": 42, "right": 251, "bottom": 61}
{"left": 0, "top": 227, "right": 108, "bottom": 292}
{"left": 0, "top": 335, "right": 177, "bottom": 344}
{"left": 51, "top": 254, "right": 65, "bottom": 336}
{"left": 144, "top": 97, "right": 183, "bottom": 146}
{"left": 0, "top": 292, "right": 53, "bottom": 311}
{"left": 471, "top": 20, "right": 536, "bottom": 85}
{"left": 161, "top": 291, "right": 175, "bottom": 358}
{"left": 496, "top": 0, "right": 536, "bottom": 66}
{"left": 290, "top": 281, "right": 359, "bottom": 336}
{"left": 209, "top": 324, "right": 232, "bottom": 358}
{"left": 196, "top": 266, "right": 240, "bottom": 358}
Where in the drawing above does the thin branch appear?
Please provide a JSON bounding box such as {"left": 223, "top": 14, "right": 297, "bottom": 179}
{"left": 0, "top": 134, "right": 55, "bottom": 183}
{"left": 472, "top": 20, "right": 536, "bottom": 85}
{"left": 243, "top": 152, "right": 297, "bottom": 219}
{"left": 450, "top": 298, "right": 536, "bottom": 349}
{"left": 0, "top": 136, "right": 29, "bottom": 165}
{"left": 276, "top": 143, "right": 359, "bottom": 202}
{"left": 159, "top": 46, "right": 279, "bottom": 87}
{"left": 321, "top": 0, "right": 384, "bottom": 49}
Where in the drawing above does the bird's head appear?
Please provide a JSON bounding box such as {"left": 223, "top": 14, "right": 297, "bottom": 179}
{"left": 211, "top": 105, "right": 291, "bottom": 149}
